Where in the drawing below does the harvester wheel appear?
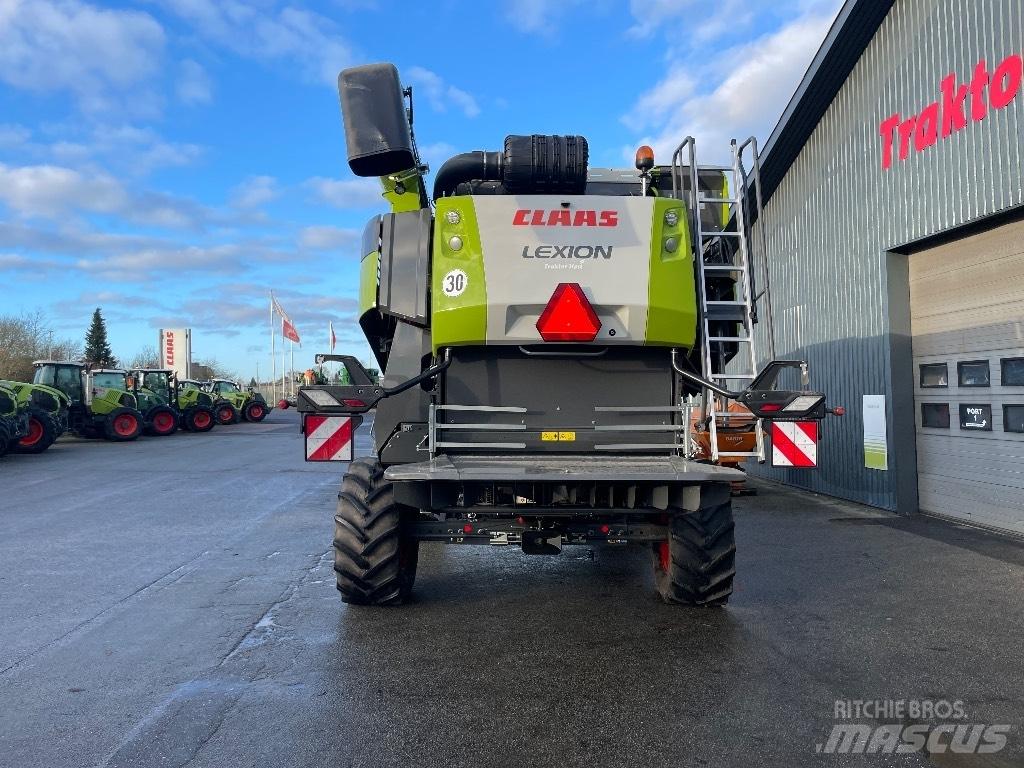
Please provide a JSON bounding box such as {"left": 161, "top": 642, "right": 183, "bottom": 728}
{"left": 334, "top": 457, "right": 419, "bottom": 606}
{"left": 183, "top": 406, "right": 215, "bottom": 433}
{"left": 104, "top": 408, "right": 142, "bottom": 442}
{"left": 13, "top": 407, "right": 57, "bottom": 454}
{"left": 215, "top": 403, "right": 238, "bottom": 425}
{"left": 652, "top": 496, "right": 736, "bottom": 607}
{"left": 146, "top": 406, "right": 178, "bottom": 436}
{"left": 243, "top": 401, "right": 267, "bottom": 422}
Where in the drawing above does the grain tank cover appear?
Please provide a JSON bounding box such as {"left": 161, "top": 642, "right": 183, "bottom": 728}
{"left": 338, "top": 63, "right": 415, "bottom": 177}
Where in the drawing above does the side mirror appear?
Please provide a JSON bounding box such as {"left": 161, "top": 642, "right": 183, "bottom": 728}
{"left": 338, "top": 63, "right": 416, "bottom": 177}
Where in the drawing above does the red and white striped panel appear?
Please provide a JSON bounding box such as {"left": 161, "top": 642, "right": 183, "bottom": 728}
{"left": 304, "top": 415, "right": 353, "bottom": 462}
{"left": 770, "top": 421, "right": 818, "bottom": 468}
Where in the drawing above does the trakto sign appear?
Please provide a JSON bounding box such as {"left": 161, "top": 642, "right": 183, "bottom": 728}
{"left": 879, "top": 52, "right": 1023, "bottom": 169}
{"left": 158, "top": 328, "right": 192, "bottom": 381}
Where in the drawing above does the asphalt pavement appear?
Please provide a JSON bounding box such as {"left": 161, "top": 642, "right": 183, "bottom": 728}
{"left": 1, "top": 410, "right": 1022, "bottom": 767}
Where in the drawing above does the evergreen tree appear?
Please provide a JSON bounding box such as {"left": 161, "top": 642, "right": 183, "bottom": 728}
{"left": 83, "top": 308, "right": 116, "bottom": 367}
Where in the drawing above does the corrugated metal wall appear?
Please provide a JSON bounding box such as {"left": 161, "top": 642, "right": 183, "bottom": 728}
{"left": 749, "top": 0, "right": 1024, "bottom": 509}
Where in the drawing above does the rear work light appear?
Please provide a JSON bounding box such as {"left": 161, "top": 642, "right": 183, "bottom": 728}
{"left": 536, "top": 282, "right": 601, "bottom": 342}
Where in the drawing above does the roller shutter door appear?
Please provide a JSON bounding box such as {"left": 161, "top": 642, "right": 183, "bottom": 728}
{"left": 910, "top": 218, "right": 1024, "bottom": 535}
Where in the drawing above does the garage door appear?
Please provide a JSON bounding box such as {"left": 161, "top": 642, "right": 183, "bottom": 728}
{"left": 910, "top": 218, "right": 1024, "bottom": 536}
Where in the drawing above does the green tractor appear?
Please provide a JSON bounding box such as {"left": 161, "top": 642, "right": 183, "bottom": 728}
{"left": 130, "top": 369, "right": 217, "bottom": 433}
{"left": 0, "top": 378, "right": 71, "bottom": 454}
{"left": 32, "top": 361, "right": 145, "bottom": 442}
{"left": 0, "top": 383, "right": 29, "bottom": 459}
{"left": 206, "top": 379, "right": 271, "bottom": 424}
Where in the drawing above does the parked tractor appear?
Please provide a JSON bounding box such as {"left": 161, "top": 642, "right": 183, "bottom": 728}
{"left": 32, "top": 361, "right": 144, "bottom": 441}
{"left": 0, "top": 379, "right": 70, "bottom": 454}
{"left": 297, "top": 63, "right": 843, "bottom": 608}
{"left": 0, "top": 383, "right": 28, "bottom": 459}
{"left": 206, "top": 379, "right": 271, "bottom": 423}
{"left": 172, "top": 377, "right": 218, "bottom": 432}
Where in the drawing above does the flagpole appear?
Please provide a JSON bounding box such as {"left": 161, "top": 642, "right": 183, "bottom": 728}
{"left": 290, "top": 341, "right": 295, "bottom": 397}
{"left": 270, "top": 294, "right": 276, "bottom": 404}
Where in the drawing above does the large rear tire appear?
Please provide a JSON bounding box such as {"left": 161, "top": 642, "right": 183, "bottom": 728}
{"left": 183, "top": 406, "right": 215, "bottom": 433}
{"left": 243, "top": 401, "right": 268, "bottom": 422}
{"left": 104, "top": 408, "right": 142, "bottom": 442}
{"left": 334, "top": 457, "right": 419, "bottom": 606}
{"left": 145, "top": 406, "right": 178, "bottom": 437}
{"left": 13, "top": 407, "right": 57, "bottom": 454}
{"left": 653, "top": 491, "right": 736, "bottom": 607}
{"left": 0, "top": 418, "right": 12, "bottom": 458}
{"left": 215, "top": 403, "right": 238, "bottom": 426}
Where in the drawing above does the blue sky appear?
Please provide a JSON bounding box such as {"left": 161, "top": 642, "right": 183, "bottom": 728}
{"left": 0, "top": 0, "right": 841, "bottom": 379}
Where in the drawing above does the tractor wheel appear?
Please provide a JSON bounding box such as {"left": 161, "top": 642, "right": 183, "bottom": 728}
{"left": 0, "top": 419, "right": 12, "bottom": 458}
{"left": 104, "top": 408, "right": 142, "bottom": 442}
{"left": 146, "top": 406, "right": 178, "bottom": 437}
{"left": 243, "top": 401, "right": 268, "bottom": 422}
{"left": 13, "top": 407, "right": 57, "bottom": 454}
{"left": 183, "top": 406, "right": 215, "bottom": 433}
{"left": 334, "top": 457, "right": 419, "bottom": 606}
{"left": 215, "top": 403, "right": 238, "bottom": 426}
{"left": 652, "top": 493, "right": 736, "bottom": 607}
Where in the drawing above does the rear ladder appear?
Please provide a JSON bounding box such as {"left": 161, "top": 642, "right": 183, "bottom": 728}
{"left": 671, "top": 137, "right": 769, "bottom": 462}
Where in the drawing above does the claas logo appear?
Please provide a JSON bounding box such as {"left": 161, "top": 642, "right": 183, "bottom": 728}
{"left": 512, "top": 209, "right": 618, "bottom": 227}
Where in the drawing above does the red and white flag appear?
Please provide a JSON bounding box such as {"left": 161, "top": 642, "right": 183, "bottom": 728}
{"left": 271, "top": 293, "right": 301, "bottom": 344}
{"left": 329, "top": 321, "right": 337, "bottom": 352}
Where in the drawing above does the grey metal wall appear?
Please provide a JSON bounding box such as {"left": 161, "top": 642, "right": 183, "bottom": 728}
{"left": 749, "top": 0, "right": 1024, "bottom": 509}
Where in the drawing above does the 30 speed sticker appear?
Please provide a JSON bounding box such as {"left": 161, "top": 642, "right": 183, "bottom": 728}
{"left": 441, "top": 269, "right": 468, "bottom": 297}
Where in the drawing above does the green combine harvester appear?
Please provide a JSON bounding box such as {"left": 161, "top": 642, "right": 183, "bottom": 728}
{"left": 0, "top": 378, "right": 70, "bottom": 454}
{"left": 206, "top": 379, "right": 271, "bottom": 424}
{"left": 297, "top": 63, "right": 843, "bottom": 607}
{"left": 129, "top": 368, "right": 218, "bottom": 433}
{"left": 32, "top": 361, "right": 145, "bottom": 441}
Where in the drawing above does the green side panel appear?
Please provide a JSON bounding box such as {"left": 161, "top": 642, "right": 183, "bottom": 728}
{"left": 359, "top": 250, "right": 379, "bottom": 315}
{"left": 380, "top": 173, "right": 423, "bottom": 213}
{"left": 645, "top": 198, "right": 697, "bottom": 348}
{"left": 431, "top": 197, "right": 486, "bottom": 354}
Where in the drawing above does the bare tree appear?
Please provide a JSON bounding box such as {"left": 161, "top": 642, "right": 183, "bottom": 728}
{"left": 0, "top": 311, "right": 81, "bottom": 382}
{"left": 193, "top": 357, "right": 238, "bottom": 381}
{"left": 128, "top": 345, "right": 161, "bottom": 368}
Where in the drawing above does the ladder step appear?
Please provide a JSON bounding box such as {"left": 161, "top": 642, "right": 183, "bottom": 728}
{"left": 701, "top": 231, "right": 741, "bottom": 238}
{"left": 706, "top": 300, "right": 748, "bottom": 306}
{"left": 700, "top": 197, "right": 738, "bottom": 204}
{"left": 702, "top": 264, "right": 746, "bottom": 272}
{"left": 711, "top": 373, "right": 756, "bottom": 379}
{"left": 707, "top": 337, "right": 751, "bottom": 342}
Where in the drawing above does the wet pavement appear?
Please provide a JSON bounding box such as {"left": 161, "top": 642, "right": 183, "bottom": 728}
{"left": 1, "top": 410, "right": 1022, "bottom": 767}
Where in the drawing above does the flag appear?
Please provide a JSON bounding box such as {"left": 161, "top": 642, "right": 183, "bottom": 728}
{"left": 271, "top": 292, "right": 301, "bottom": 344}
{"left": 329, "top": 321, "right": 337, "bottom": 352}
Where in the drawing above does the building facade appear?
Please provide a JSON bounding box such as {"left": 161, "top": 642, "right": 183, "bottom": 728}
{"left": 749, "top": 0, "right": 1024, "bottom": 534}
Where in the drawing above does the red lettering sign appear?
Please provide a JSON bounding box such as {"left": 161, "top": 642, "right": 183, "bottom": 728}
{"left": 880, "top": 52, "right": 1023, "bottom": 169}
{"left": 165, "top": 331, "right": 175, "bottom": 366}
{"left": 512, "top": 209, "right": 619, "bottom": 227}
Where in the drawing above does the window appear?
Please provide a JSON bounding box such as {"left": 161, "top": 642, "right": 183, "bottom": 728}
{"left": 958, "top": 360, "right": 991, "bottom": 387}
{"left": 1001, "top": 358, "right": 1024, "bottom": 386}
{"left": 1005, "top": 405, "right": 1024, "bottom": 434}
{"left": 919, "top": 363, "right": 948, "bottom": 388}
{"left": 959, "top": 403, "right": 992, "bottom": 431}
{"left": 921, "top": 403, "right": 950, "bottom": 428}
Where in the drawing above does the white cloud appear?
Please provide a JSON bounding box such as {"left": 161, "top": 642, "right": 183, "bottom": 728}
{"left": 418, "top": 141, "right": 457, "bottom": 171}
{"left": 406, "top": 67, "right": 480, "bottom": 118}
{"left": 0, "top": 124, "right": 31, "bottom": 148}
{"left": 0, "top": 162, "right": 211, "bottom": 229}
{"left": 621, "top": 7, "right": 839, "bottom": 164}
{"left": 0, "top": 0, "right": 165, "bottom": 114}
{"left": 306, "top": 176, "right": 383, "bottom": 209}
{"left": 230, "top": 175, "right": 278, "bottom": 209}
{"left": 177, "top": 59, "right": 213, "bottom": 105}
{"left": 299, "top": 225, "right": 358, "bottom": 252}
{"left": 161, "top": 1, "right": 352, "bottom": 84}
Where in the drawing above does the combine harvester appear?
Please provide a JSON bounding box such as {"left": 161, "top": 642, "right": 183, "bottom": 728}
{"left": 297, "top": 63, "right": 843, "bottom": 607}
